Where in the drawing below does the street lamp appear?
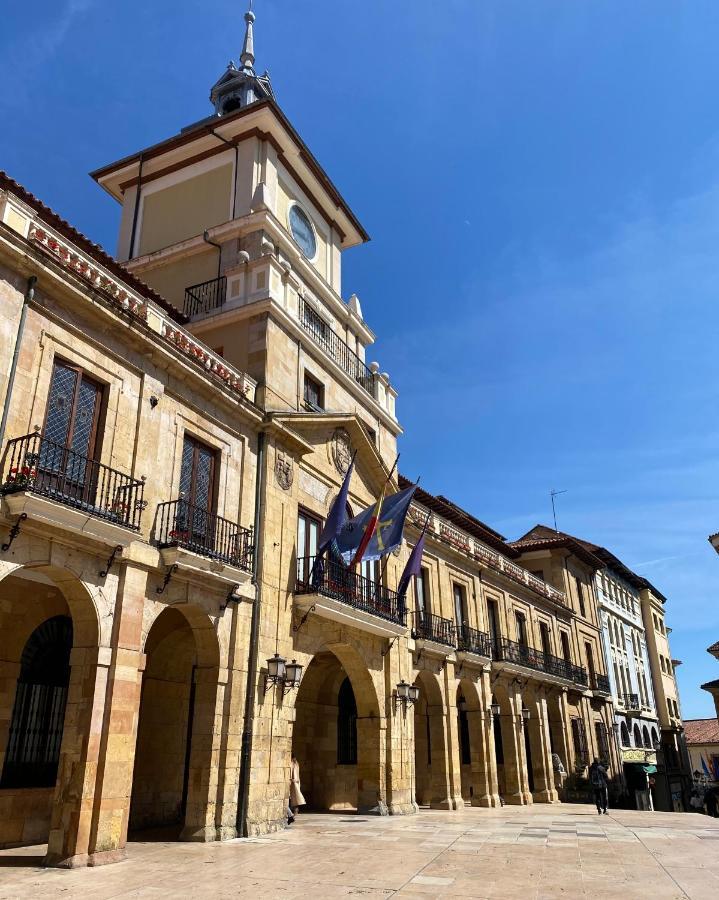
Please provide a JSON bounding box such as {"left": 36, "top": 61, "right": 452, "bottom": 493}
{"left": 284, "top": 659, "right": 304, "bottom": 692}
{"left": 265, "top": 653, "right": 286, "bottom": 692}
{"left": 395, "top": 680, "right": 419, "bottom": 709}
{"left": 489, "top": 701, "right": 501, "bottom": 718}
{"left": 521, "top": 706, "right": 531, "bottom": 726}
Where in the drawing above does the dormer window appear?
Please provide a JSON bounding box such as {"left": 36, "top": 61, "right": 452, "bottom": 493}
{"left": 289, "top": 203, "right": 317, "bottom": 260}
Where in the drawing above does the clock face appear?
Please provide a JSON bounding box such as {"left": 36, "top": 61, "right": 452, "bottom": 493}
{"left": 289, "top": 204, "right": 317, "bottom": 260}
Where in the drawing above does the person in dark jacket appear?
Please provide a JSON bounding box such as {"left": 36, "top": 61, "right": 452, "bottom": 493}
{"left": 589, "top": 758, "right": 609, "bottom": 814}
{"left": 705, "top": 786, "right": 719, "bottom": 818}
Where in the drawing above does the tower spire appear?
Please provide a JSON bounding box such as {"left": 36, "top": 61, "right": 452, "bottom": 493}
{"left": 240, "top": 3, "right": 255, "bottom": 72}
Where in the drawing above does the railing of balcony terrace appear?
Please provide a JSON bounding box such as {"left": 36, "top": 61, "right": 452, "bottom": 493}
{"left": 298, "top": 297, "right": 374, "bottom": 395}
{"left": 623, "top": 692, "right": 640, "bottom": 710}
{"left": 456, "top": 624, "right": 492, "bottom": 658}
{"left": 569, "top": 664, "right": 589, "bottom": 687}
{"left": 413, "top": 612, "right": 455, "bottom": 646}
{"left": 295, "top": 555, "right": 406, "bottom": 626}
{"left": 593, "top": 673, "right": 611, "bottom": 694}
{"left": 184, "top": 275, "right": 227, "bottom": 318}
{"left": 0, "top": 432, "right": 145, "bottom": 530}
{"left": 155, "top": 498, "right": 254, "bottom": 571}
{"left": 496, "top": 638, "right": 587, "bottom": 682}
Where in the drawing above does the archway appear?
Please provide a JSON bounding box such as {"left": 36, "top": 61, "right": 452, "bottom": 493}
{"left": 413, "top": 671, "right": 449, "bottom": 808}
{"left": 642, "top": 725, "right": 651, "bottom": 749}
{"left": 291, "top": 647, "right": 382, "bottom": 814}
{"left": 633, "top": 723, "right": 642, "bottom": 747}
{"left": 129, "top": 605, "right": 220, "bottom": 838}
{"left": 620, "top": 722, "right": 630, "bottom": 747}
{"left": 0, "top": 565, "right": 99, "bottom": 858}
{"left": 456, "top": 679, "right": 487, "bottom": 805}
{"left": 491, "top": 688, "right": 524, "bottom": 804}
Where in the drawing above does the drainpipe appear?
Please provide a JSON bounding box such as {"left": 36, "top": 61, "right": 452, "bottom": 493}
{"left": 203, "top": 231, "right": 223, "bottom": 279}
{"left": 0, "top": 275, "right": 37, "bottom": 448}
{"left": 237, "top": 429, "right": 266, "bottom": 836}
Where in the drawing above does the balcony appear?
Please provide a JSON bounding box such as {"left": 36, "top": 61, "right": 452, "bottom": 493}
{"left": 592, "top": 673, "right": 611, "bottom": 695}
{"left": 455, "top": 624, "right": 492, "bottom": 665}
{"left": 412, "top": 612, "right": 455, "bottom": 655}
{"left": 495, "top": 638, "right": 588, "bottom": 687}
{"left": 0, "top": 432, "right": 145, "bottom": 546}
{"left": 295, "top": 555, "right": 406, "bottom": 638}
{"left": 184, "top": 275, "right": 227, "bottom": 318}
{"left": 155, "top": 498, "right": 254, "bottom": 585}
{"left": 623, "top": 692, "right": 641, "bottom": 715}
{"left": 298, "top": 298, "right": 374, "bottom": 396}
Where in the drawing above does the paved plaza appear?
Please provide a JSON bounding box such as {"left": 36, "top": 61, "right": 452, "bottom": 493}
{"left": 2, "top": 804, "right": 719, "bottom": 899}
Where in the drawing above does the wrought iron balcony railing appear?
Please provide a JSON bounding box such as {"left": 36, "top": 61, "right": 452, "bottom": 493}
{"left": 496, "top": 638, "right": 588, "bottom": 685}
{"left": 295, "top": 554, "right": 406, "bottom": 626}
{"left": 0, "top": 432, "right": 145, "bottom": 530}
{"left": 298, "top": 297, "right": 374, "bottom": 395}
{"left": 155, "top": 498, "right": 254, "bottom": 572}
{"left": 623, "top": 692, "right": 641, "bottom": 710}
{"left": 456, "top": 624, "right": 492, "bottom": 658}
{"left": 593, "top": 673, "right": 611, "bottom": 694}
{"left": 184, "top": 275, "right": 227, "bottom": 318}
{"left": 413, "top": 612, "right": 455, "bottom": 646}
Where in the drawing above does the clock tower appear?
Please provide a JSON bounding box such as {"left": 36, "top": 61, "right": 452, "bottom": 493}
{"left": 91, "top": 5, "right": 400, "bottom": 463}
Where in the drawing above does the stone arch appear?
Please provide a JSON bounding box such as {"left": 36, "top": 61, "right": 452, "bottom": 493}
{"left": 650, "top": 725, "right": 659, "bottom": 748}
{"left": 413, "top": 670, "right": 451, "bottom": 808}
{"left": 633, "top": 723, "right": 642, "bottom": 747}
{"left": 642, "top": 725, "right": 651, "bottom": 749}
{"left": 291, "top": 643, "right": 384, "bottom": 814}
{"left": 455, "top": 677, "right": 487, "bottom": 805}
{"left": 491, "top": 682, "right": 525, "bottom": 804}
{"left": 0, "top": 562, "right": 101, "bottom": 863}
{"left": 522, "top": 686, "right": 556, "bottom": 803}
{"left": 129, "top": 604, "right": 221, "bottom": 841}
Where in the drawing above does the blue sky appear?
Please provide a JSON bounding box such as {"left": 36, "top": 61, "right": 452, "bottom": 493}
{"left": 2, "top": 1, "right": 719, "bottom": 717}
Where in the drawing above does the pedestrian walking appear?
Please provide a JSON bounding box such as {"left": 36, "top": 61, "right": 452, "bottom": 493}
{"left": 589, "top": 758, "right": 609, "bottom": 815}
{"left": 288, "top": 753, "right": 306, "bottom": 822}
{"left": 705, "top": 786, "right": 719, "bottom": 818}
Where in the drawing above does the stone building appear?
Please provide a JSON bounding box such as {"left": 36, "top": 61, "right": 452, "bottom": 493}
{"left": 0, "top": 7, "right": 619, "bottom": 868}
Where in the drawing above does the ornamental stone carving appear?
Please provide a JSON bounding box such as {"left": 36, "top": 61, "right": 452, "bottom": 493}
{"left": 274, "top": 448, "right": 294, "bottom": 491}
{"left": 331, "top": 427, "right": 353, "bottom": 475}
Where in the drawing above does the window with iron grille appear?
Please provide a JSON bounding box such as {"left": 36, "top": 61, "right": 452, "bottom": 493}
{"left": 595, "top": 721, "right": 610, "bottom": 765}
{"left": 337, "top": 677, "right": 357, "bottom": 765}
{"left": 571, "top": 717, "right": 588, "bottom": 766}
{"left": 303, "top": 372, "right": 324, "bottom": 410}
{"left": 0, "top": 616, "right": 72, "bottom": 789}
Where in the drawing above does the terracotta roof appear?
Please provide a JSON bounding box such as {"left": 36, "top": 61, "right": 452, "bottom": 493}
{"left": 684, "top": 718, "right": 719, "bottom": 744}
{"left": 509, "top": 525, "right": 605, "bottom": 570}
{"left": 0, "top": 171, "right": 187, "bottom": 324}
{"left": 398, "top": 475, "right": 510, "bottom": 556}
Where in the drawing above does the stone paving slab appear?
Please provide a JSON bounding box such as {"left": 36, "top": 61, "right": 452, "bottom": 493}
{"left": 1, "top": 804, "right": 718, "bottom": 898}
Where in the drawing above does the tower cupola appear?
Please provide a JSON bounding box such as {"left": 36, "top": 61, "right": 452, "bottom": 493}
{"left": 210, "top": 4, "right": 274, "bottom": 116}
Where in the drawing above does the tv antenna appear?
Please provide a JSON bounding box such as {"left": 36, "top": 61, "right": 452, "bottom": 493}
{"left": 550, "top": 489, "right": 567, "bottom": 532}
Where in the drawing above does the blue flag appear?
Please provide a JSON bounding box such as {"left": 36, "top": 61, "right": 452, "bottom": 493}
{"left": 335, "top": 485, "right": 416, "bottom": 564}
{"left": 317, "top": 456, "right": 355, "bottom": 556}
{"left": 397, "top": 514, "right": 429, "bottom": 598}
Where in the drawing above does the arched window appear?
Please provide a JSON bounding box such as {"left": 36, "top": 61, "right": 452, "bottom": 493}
{"left": 1, "top": 616, "right": 72, "bottom": 788}
{"left": 633, "top": 724, "right": 642, "bottom": 747}
{"left": 620, "top": 722, "right": 630, "bottom": 747}
{"left": 651, "top": 726, "right": 659, "bottom": 748}
{"left": 642, "top": 725, "right": 651, "bottom": 748}
{"left": 337, "top": 677, "right": 357, "bottom": 765}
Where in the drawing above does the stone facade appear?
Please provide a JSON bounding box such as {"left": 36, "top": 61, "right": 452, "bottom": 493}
{"left": 0, "top": 15, "right": 651, "bottom": 868}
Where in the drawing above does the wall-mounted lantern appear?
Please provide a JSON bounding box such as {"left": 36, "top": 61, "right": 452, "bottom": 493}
{"left": 395, "top": 680, "right": 419, "bottom": 709}
{"left": 521, "top": 705, "right": 531, "bottom": 724}
{"left": 489, "top": 701, "right": 501, "bottom": 718}
{"left": 265, "top": 654, "right": 304, "bottom": 694}
{"left": 284, "top": 659, "right": 304, "bottom": 691}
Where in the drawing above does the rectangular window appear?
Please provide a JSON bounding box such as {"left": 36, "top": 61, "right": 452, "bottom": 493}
{"left": 303, "top": 372, "right": 324, "bottom": 410}
{"left": 515, "top": 611, "right": 528, "bottom": 647}
{"left": 576, "top": 577, "right": 587, "bottom": 617}
{"left": 539, "top": 622, "right": 552, "bottom": 657}
{"left": 594, "top": 722, "right": 610, "bottom": 765}
{"left": 585, "top": 642, "right": 596, "bottom": 684}
{"left": 453, "top": 583, "right": 466, "bottom": 627}
{"left": 571, "top": 717, "right": 588, "bottom": 766}
{"left": 415, "top": 566, "right": 429, "bottom": 622}
{"left": 297, "top": 508, "right": 322, "bottom": 584}
{"left": 560, "top": 631, "right": 572, "bottom": 663}
{"left": 180, "top": 434, "right": 216, "bottom": 513}
{"left": 40, "top": 359, "right": 105, "bottom": 498}
{"left": 487, "top": 600, "right": 501, "bottom": 655}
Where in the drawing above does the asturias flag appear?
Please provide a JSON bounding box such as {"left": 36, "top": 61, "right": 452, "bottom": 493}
{"left": 335, "top": 485, "right": 416, "bottom": 565}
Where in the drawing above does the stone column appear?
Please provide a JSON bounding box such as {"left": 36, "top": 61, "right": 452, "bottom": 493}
{"left": 443, "top": 672, "right": 465, "bottom": 811}
{"left": 475, "top": 668, "right": 500, "bottom": 807}
{"left": 357, "top": 715, "right": 388, "bottom": 815}
{"left": 501, "top": 684, "right": 528, "bottom": 805}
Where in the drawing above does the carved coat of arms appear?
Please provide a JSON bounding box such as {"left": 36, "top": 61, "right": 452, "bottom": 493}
{"left": 331, "top": 427, "right": 352, "bottom": 475}
{"left": 274, "top": 448, "right": 294, "bottom": 491}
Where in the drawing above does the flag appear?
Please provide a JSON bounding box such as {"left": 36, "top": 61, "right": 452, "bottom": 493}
{"left": 349, "top": 484, "right": 387, "bottom": 568}
{"left": 317, "top": 454, "right": 355, "bottom": 556}
{"left": 335, "top": 485, "right": 416, "bottom": 565}
{"left": 702, "top": 756, "right": 711, "bottom": 778}
{"left": 397, "top": 513, "right": 429, "bottom": 598}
